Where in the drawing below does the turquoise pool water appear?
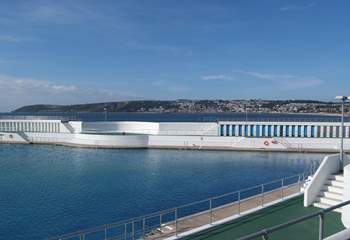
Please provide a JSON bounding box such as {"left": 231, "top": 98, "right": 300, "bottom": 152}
{"left": 0, "top": 144, "right": 324, "bottom": 239}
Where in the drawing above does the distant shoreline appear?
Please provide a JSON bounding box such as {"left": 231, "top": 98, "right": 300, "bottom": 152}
{"left": 1, "top": 111, "right": 344, "bottom": 116}
{"left": 12, "top": 99, "right": 346, "bottom": 115}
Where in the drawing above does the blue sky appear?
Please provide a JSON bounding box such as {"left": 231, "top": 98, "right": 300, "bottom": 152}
{"left": 0, "top": 0, "right": 349, "bottom": 111}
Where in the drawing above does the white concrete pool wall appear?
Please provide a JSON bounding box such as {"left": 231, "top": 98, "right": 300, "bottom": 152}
{"left": 82, "top": 121, "right": 159, "bottom": 135}
{"left": 1, "top": 119, "right": 350, "bottom": 152}
{"left": 81, "top": 121, "right": 218, "bottom": 136}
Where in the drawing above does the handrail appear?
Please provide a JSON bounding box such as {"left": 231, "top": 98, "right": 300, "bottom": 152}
{"left": 0, "top": 115, "right": 77, "bottom": 121}
{"left": 49, "top": 169, "right": 316, "bottom": 240}
{"left": 239, "top": 200, "right": 350, "bottom": 240}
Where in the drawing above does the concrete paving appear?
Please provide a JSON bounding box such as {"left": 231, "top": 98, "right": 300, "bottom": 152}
{"left": 145, "top": 184, "right": 302, "bottom": 240}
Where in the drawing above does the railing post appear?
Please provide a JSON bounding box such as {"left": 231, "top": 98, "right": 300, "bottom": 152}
{"left": 142, "top": 218, "right": 146, "bottom": 238}
{"left": 261, "top": 184, "right": 265, "bottom": 206}
{"left": 80, "top": 233, "right": 84, "bottom": 240}
{"left": 124, "top": 223, "right": 127, "bottom": 240}
{"left": 132, "top": 221, "right": 135, "bottom": 240}
{"left": 104, "top": 227, "right": 107, "bottom": 240}
{"left": 175, "top": 208, "right": 178, "bottom": 236}
{"left": 160, "top": 213, "right": 163, "bottom": 226}
{"left": 210, "top": 198, "right": 213, "bottom": 224}
{"left": 281, "top": 179, "right": 284, "bottom": 199}
{"left": 262, "top": 230, "right": 269, "bottom": 240}
{"left": 238, "top": 191, "right": 241, "bottom": 215}
{"left": 319, "top": 212, "right": 325, "bottom": 240}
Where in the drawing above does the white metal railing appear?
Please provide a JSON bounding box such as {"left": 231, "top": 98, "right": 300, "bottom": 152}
{"left": 81, "top": 129, "right": 218, "bottom": 136}
{"left": 0, "top": 115, "right": 76, "bottom": 120}
{"left": 81, "top": 128, "right": 350, "bottom": 140}
{"left": 49, "top": 168, "right": 318, "bottom": 240}
{"left": 0, "top": 128, "right": 60, "bottom": 133}
{"left": 239, "top": 199, "right": 350, "bottom": 240}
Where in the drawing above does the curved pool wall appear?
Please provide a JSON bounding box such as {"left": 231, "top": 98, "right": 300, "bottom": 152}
{"left": 83, "top": 121, "right": 160, "bottom": 134}
{"left": 1, "top": 120, "right": 350, "bottom": 152}
{"left": 0, "top": 144, "right": 324, "bottom": 240}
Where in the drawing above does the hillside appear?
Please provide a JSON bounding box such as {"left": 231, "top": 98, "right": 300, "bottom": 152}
{"left": 13, "top": 99, "right": 345, "bottom": 114}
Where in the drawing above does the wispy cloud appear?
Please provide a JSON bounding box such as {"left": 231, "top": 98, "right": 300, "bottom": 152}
{"left": 0, "top": 35, "right": 33, "bottom": 43}
{"left": 151, "top": 80, "right": 168, "bottom": 86}
{"left": 233, "top": 70, "right": 323, "bottom": 89}
{"left": 0, "top": 0, "right": 100, "bottom": 26}
{"left": 167, "top": 85, "right": 190, "bottom": 92}
{"left": 23, "top": 1, "right": 98, "bottom": 24}
{"left": 280, "top": 3, "right": 316, "bottom": 12}
{"left": 0, "top": 2, "right": 190, "bottom": 55}
{"left": 0, "top": 59, "right": 12, "bottom": 64}
{"left": 201, "top": 74, "right": 235, "bottom": 81}
{"left": 233, "top": 70, "right": 295, "bottom": 81}
{"left": 130, "top": 43, "right": 178, "bottom": 52}
{"left": 0, "top": 74, "right": 77, "bottom": 95}
{"left": 151, "top": 80, "right": 189, "bottom": 92}
{"left": 0, "top": 74, "right": 137, "bottom": 111}
{"left": 202, "top": 70, "right": 323, "bottom": 90}
{"left": 127, "top": 41, "right": 193, "bottom": 56}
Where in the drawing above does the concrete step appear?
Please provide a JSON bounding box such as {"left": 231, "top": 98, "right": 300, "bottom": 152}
{"left": 319, "top": 191, "right": 343, "bottom": 201}
{"left": 322, "top": 185, "right": 344, "bottom": 194}
{"left": 313, "top": 202, "right": 342, "bottom": 213}
{"left": 316, "top": 196, "right": 342, "bottom": 206}
{"left": 325, "top": 180, "right": 344, "bottom": 188}
{"left": 329, "top": 174, "right": 344, "bottom": 182}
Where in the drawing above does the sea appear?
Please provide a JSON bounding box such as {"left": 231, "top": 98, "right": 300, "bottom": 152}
{"left": 0, "top": 112, "right": 339, "bottom": 239}
{"left": 0, "top": 111, "right": 347, "bottom": 122}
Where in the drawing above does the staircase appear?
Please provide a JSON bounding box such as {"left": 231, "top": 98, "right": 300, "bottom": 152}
{"left": 62, "top": 121, "right": 75, "bottom": 133}
{"left": 17, "top": 131, "right": 33, "bottom": 144}
{"left": 313, "top": 173, "right": 344, "bottom": 213}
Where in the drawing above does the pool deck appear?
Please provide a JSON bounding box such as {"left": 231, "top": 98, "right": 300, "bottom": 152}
{"left": 183, "top": 196, "right": 344, "bottom": 240}
{"left": 145, "top": 184, "right": 304, "bottom": 240}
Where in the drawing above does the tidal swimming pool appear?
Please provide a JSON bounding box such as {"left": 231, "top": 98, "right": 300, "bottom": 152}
{"left": 0, "top": 144, "right": 324, "bottom": 239}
